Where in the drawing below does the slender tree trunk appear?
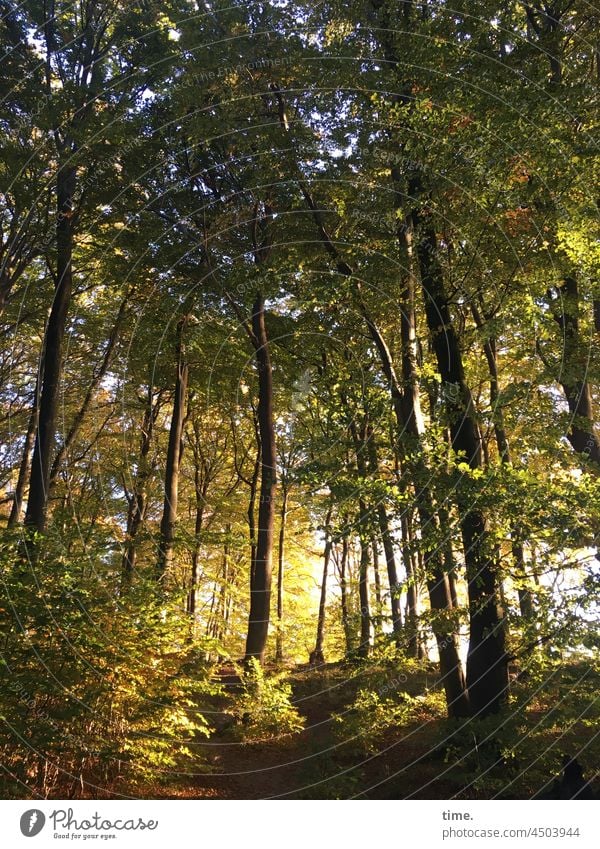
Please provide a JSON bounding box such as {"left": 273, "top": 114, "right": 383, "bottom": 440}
{"left": 371, "top": 539, "right": 383, "bottom": 638}
{"left": 25, "top": 164, "right": 76, "bottom": 533}
{"left": 275, "top": 485, "right": 288, "bottom": 664}
{"left": 380, "top": 510, "right": 404, "bottom": 638}
{"left": 511, "top": 539, "right": 533, "bottom": 620}
{"left": 188, "top": 464, "right": 209, "bottom": 617}
{"left": 157, "top": 318, "right": 189, "bottom": 580}
{"left": 357, "top": 528, "right": 371, "bottom": 659}
{"left": 310, "top": 504, "right": 333, "bottom": 665}
{"left": 349, "top": 418, "right": 372, "bottom": 659}
{"left": 401, "top": 513, "right": 420, "bottom": 658}
{"left": 366, "top": 432, "right": 403, "bottom": 639}
{"left": 446, "top": 548, "right": 459, "bottom": 608}
{"left": 206, "top": 580, "right": 218, "bottom": 638}
{"left": 337, "top": 535, "right": 353, "bottom": 655}
{"left": 247, "top": 409, "right": 261, "bottom": 590}
{"left": 244, "top": 294, "right": 277, "bottom": 663}
{"left": 436, "top": 501, "right": 460, "bottom": 610}
{"left": 224, "top": 552, "right": 240, "bottom": 633}
{"left": 122, "top": 490, "right": 147, "bottom": 589}
{"left": 214, "top": 542, "right": 229, "bottom": 640}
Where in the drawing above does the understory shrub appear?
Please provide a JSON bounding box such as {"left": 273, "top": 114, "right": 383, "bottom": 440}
{"left": 0, "top": 535, "right": 219, "bottom": 798}
{"left": 229, "top": 658, "right": 304, "bottom": 740}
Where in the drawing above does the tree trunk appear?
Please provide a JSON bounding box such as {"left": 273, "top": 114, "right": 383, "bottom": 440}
{"left": 310, "top": 504, "right": 333, "bottom": 665}
{"left": 157, "top": 317, "right": 189, "bottom": 580}
{"left": 247, "top": 409, "right": 261, "bottom": 590}
{"left": 24, "top": 164, "right": 76, "bottom": 533}
{"left": 215, "top": 541, "right": 230, "bottom": 640}
{"left": 401, "top": 512, "right": 421, "bottom": 658}
{"left": 337, "top": 535, "right": 354, "bottom": 655}
{"left": 350, "top": 417, "right": 372, "bottom": 659}
{"left": 414, "top": 196, "right": 508, "bottom": 716}
{"left": 379, "top": 510, "right": 404, "bottom": 638}
{"left": 366, "top": 432, "right": 403, "bottom": 640}
{"left": 206, "top": 580, "right": 218, "bottom": 638}
{"left": 357, "top": 527, "right": 371, "bottom": 659}
{"left": 275, "top": 485, "right": 288, "bottom": 664}
{"left": 188, "top": 427, "right": 210, "bottom": 617}
{"left": 372, "top": 538, "right": 383, "bottom": 638}
{"left": 244, "top": 294, "right": 277, "bottom": 663}
{"left": 446, "top": 549, "right": 459, "bottom": 608}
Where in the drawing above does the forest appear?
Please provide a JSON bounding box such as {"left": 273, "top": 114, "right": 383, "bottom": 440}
{"left": 0, "top": 0, "right": 599, "bottom": 801}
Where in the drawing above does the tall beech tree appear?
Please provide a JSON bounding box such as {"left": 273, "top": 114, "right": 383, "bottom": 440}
{"left": 243, "top": 292, "right": 277, "bottom": 662}
{"left": 413, "top": 195, "right": 509, "bottom": 716}
{"left": 20, "top": 0, "right": 183, "bottom": 532}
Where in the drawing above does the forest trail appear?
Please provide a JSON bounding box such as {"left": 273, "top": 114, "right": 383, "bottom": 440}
{"left": 166, "top": 664, "right": 353, "bottom": 800}
{"left": 162, "top": 663, "right": 458, "bottom": 800}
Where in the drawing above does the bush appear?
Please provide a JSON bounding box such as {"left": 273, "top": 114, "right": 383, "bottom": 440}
{"left": 334, "top": 688, "right": 419, "bottom": 753}
{"left": 0, "top": 535, "right": 220, "bottom": 798}
{"left": 229, "top": 658, "right": 304, "bottom": 740}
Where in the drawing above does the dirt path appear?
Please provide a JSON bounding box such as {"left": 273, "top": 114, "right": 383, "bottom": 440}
{"left": 177, "top": 665, "right": 351, "bottom": 799}
{"left": 155, "top": 663, "right": 459, "bottom": 800}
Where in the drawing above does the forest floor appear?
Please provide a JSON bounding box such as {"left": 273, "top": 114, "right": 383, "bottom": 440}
{"left": 146, "top": 659, "right": 600, "bottom": 800}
